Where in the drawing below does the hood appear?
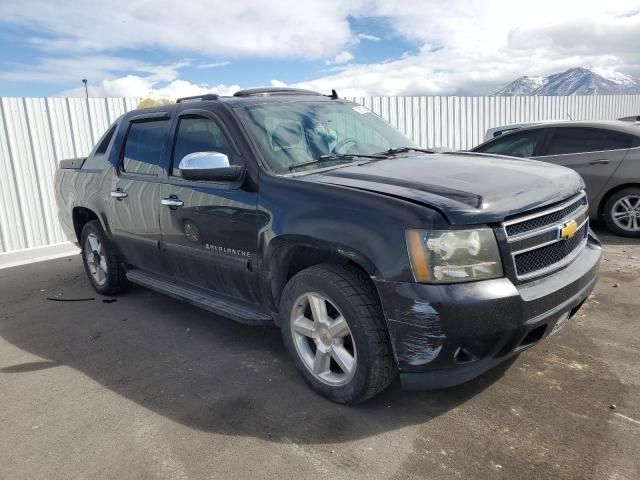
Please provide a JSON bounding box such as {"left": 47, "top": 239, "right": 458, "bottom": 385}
{"left": 303, "top": 152, "right": 583, "bottom": 225}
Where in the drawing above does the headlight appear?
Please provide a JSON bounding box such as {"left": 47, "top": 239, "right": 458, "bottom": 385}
{"left": 406, "top": 228, "right": 503, "bottom": 283}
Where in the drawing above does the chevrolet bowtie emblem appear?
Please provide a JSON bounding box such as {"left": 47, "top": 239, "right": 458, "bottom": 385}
{"left": 560, "top": 219, "right": 578, "bottom": 240}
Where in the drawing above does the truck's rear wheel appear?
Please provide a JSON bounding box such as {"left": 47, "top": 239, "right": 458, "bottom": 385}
{"left": 80, "top": 220, "right": 128, "bottom": 295}
{"left": 280, "top": 264, "right": 396, "bottom": 404}
{"left": 603, "top": 187, "right": 640, "bottom": 237}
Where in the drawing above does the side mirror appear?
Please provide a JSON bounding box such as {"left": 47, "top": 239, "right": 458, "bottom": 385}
{"left": 179, "top": 151, "right": 245, "bottom": 182}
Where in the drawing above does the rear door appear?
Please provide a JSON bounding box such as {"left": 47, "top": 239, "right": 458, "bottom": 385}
{"left": 109, "top": 113, "right": 171, "bottom": 273}
{"left": 533, "top": 127, "right": 634, "bottom": 203}
{"left": 158, "top": 108, "right": 261, "bottom": 303}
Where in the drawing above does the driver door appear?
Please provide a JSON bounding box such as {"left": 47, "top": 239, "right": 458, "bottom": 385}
{"left": 158, "top": 109, "right": 261, "bottom": 304}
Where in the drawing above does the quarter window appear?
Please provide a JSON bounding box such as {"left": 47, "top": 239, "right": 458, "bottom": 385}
{"left": 122, "top": 119, "right": 170, "bottom": 175}
{"left": 172, "top": 116, "right": 236, "bottom": 176}
{"left": 83, "top": 124, "right": 117, "bottom": 170}
{"left": 545, "top": 128, "right": 634, "bottom": 155}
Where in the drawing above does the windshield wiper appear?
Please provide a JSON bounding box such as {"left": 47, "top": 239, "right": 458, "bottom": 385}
{"left": 288, "top": 152, "right": 387, "bottom": 171}
{"left": 376, "top": 146, "right": 437, "bottom": 156}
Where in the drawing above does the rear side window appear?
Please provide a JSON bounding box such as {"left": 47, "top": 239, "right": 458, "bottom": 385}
{"left": 172, "top": 116, "right": 236, "bottom": 176}
{"left": 477, "top": 129, "right": 544, "bottom": 158}
{"left": 122, "top": 119, "right": 170, "bottom": 175}
{"left": 545, "top": 128, "right": 635, "bottom": 155}
{"left": 82, "top": 124, "right": 117, "bottom": 170}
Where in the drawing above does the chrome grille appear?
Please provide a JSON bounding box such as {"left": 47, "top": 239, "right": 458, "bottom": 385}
{"left": 503, "top": 192, "right": 589, "bottom": 280}
{"left": 514, "top": 223, "right": 588, "bottom": 276}
{"left": 505, "top": 195, "right": 588, "bottom": 237}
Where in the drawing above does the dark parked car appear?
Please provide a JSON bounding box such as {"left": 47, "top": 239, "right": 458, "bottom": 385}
{"left": 472, "top": 121, "right": 640, "bottom": 237}
{"left": 55, "top": 88, "right": 601, "bottom": 404}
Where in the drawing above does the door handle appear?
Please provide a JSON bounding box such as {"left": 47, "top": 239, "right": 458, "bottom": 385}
{"left": 161, "top": 197, "right": 184, "bottom": 208}
{"left": 589, "top": 159, "right": 610, "bottom": 165}
{"left": 110, "top": 189, "right": 128, "bottom": 200}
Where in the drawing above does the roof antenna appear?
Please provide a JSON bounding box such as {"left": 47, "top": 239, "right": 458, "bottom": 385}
{"left": 566, "top": 112, "right": 573, "bottom": 120}
{"left": 330, "top": 89, "right": 338, "bottom": 99}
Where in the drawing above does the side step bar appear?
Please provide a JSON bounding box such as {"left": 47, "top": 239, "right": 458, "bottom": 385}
{"left": 126, "top": 269, "right": 273, "bottom": 326}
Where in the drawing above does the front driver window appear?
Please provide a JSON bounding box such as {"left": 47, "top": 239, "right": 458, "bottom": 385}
{"left": 172, "top": 116, "right": 236, "bottom": 177}
{"left": 480, "top": 130, "right": 543, "bottom": 158}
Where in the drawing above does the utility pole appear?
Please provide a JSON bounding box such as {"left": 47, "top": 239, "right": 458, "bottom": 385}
{"left": 82, "top": 79, "right": 88, "bottom": 99}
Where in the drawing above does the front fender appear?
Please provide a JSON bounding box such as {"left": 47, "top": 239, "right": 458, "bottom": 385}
{"left": 257, "top": 173, "right": 447, "bottom": 284}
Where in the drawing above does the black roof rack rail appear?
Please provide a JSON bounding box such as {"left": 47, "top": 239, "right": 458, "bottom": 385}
{"left": 176, "top": 94, "right": 219, "bottom": 103}
{"left": 233, "top": 87, "right": 323, "bottom": 97}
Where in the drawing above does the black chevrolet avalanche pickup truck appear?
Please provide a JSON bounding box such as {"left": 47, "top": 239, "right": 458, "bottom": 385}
{"left": 55, "top": 88, "right": 601, "bottom": 404}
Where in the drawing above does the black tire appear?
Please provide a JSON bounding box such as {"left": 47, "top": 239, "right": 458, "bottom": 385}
{"left": 603, "top": 187, "right": 640, "bottom": 238}
{"left": 80, "top": 220, "right": 128, "bottom": 295}
{"left": 279, "top": 264, "right": 397, "bottom": 404}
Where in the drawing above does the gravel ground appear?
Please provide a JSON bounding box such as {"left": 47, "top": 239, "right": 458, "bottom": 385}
{"left": 0, "top": 227, "right": 639, "bottom": 480}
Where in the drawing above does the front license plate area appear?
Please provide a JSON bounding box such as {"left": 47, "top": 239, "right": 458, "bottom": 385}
{"left": 550, "top": 312, "right": 571, "bottom": 336}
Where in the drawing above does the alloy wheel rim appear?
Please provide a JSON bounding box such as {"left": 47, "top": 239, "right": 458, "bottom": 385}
{"left": 611, "top": 195, "right": 640, "bottom": 232}
{"left": 84, "top": 233, "right": 108, "bottom": 286}
{"left": 290, "top": 292, "right": 357, "bottom": 386}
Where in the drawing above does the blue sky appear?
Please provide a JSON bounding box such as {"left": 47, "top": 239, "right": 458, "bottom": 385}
{"left": 0, "top": 0, "right": 638, "bottom": 98}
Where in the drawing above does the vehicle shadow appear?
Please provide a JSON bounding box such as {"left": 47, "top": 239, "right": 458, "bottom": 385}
{"left": 592, "top": 224, "right": 639, "bottom": 246}
{"left": 0, "top": 256, "right": 514, "bottom": 445}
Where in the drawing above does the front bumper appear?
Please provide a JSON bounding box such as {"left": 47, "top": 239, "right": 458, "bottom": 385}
{"left": 375, "top": 231, "right": 602, "bottom": 390}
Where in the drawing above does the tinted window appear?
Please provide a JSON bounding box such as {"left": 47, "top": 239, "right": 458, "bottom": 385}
{"left": 478, "top": 129, "right": 544, "bottom": 158}
{"left": 122, "top": 120, "right": 169, "bottom": 175}
{"left": 172, "top": 116, "right": 236, "bottom": 176}
{"left": 82, "top": 124, "right": 117, "bottom": 170}
{"left": 545, "top": 127, "right": 634, "bottom": 155}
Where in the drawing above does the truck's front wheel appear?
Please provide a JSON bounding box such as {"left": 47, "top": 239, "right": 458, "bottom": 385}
{"left": 280, "top": 264, "right": 397, "bottom": 404}
{"left": 80, "top": 220, "right": 128, "bottom": 295}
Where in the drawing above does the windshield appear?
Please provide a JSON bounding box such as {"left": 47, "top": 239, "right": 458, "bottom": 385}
{"left": 235, "top": 101, "right": 417, "bottom": 174}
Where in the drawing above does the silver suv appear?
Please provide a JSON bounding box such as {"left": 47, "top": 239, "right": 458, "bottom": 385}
{"left": 472, "top": 121, "right": 640, "bottom": 237}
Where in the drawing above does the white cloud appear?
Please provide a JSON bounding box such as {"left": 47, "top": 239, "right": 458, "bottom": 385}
{"left": 357, "top": 33, "right": 381, "bottom": 42}
{"left": 278, "top": 0, "right": 640, "bottom": 95}
{"left": 2, "top": 0, "right": 640, "bottom": 96}
{"left": 196, "top": 61, "right": 231, "bottom": 69}
{"left": 154, "top": 80, "right": 239, "bottom": 98}
{"left": 62, "top": 74, "right": 240, "bottom": 98}
{"left": 1, "top": 53, "right": 236, "bottom": 98}
{"left": 0, "top": 55, "right": 185, "bottom": 84}
{"left": 329, "top": 51, "right": 354, "bottom": 65}
{"left": 0, "top": 0, "right": 362, "bottom": 59}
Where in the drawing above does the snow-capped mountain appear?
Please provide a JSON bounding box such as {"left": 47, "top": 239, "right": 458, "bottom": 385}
{"left": 494, "top": 67, "right": 640, "bottom": 96}
{"left": 493, "top": 76, "right": 546, "bottom": 96}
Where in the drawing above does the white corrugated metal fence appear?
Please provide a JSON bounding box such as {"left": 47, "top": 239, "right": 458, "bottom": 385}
{"left": 1, "top": 94, "right": 639, "bottom": 256}
{"left": 350, "top": 95, "right": 640, "bottom": 150}
{"left": 0, "top": 97, "right": 140, "bottom": 255}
